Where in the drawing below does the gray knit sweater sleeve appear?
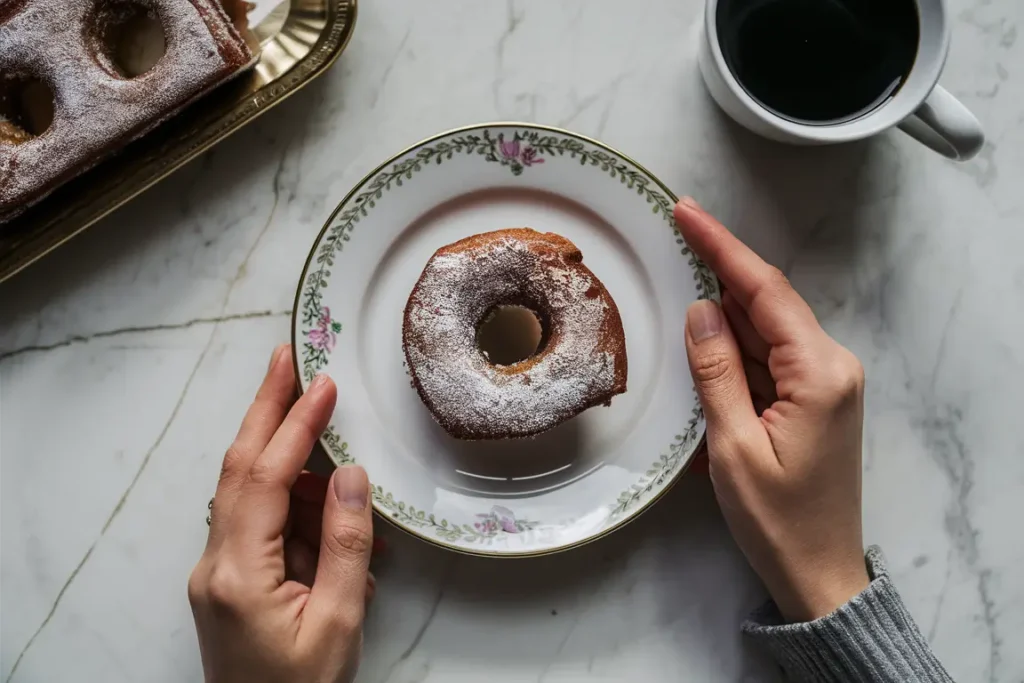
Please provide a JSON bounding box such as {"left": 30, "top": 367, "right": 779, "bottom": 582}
{"left": 743, "top": 547, "right": 954, "bottom": 682}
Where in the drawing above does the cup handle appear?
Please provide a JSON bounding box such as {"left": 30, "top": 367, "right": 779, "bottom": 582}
{"left": 897, "top": 85, "right": 984, "bottom": 161}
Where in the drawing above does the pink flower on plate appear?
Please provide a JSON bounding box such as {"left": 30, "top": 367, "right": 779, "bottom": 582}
{"left": 520, "top": 147, "right": 544, "bottom": 167}
{"left": 307, "top": 307, "right": 340, "bottom": 352}
{"left": 492, "top": 506, "right": 520, "bottom": 533}
{"left": 499, "top": 138, "right": 521, "bottom": 160}
{"left": 473, "top": 505, "right": 534, "bottom": 536}
{"left": 489, "top": 507, "right": 516, "bottom": 532}
{"left": 475, "top": 517, "right": 498, "bottom": 534}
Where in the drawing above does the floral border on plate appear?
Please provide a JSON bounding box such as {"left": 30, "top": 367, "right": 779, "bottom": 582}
{"left": 297, "top": 126, "right": 717, "bottom": 547}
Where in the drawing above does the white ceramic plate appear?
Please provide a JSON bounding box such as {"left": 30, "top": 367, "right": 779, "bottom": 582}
{"left": 292, "top": 123, "right": 718, "bottom": 557}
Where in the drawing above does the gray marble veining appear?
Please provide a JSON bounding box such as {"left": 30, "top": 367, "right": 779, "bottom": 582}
{"left": 2, "top": 0, "right": 1023, "bottom": 681}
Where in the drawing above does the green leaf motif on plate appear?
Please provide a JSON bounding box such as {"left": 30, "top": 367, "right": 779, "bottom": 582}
{"left": 610, "top": 402, "right": 704, "bottom": 519}
{"left": 299, "top": 127, "right": 716, "bottom": 546}
{"left": 301, "top": 306, "right": 341, "bottom": 381}
{"left": 320, "top": 435, "right": 539, "bottom": 545}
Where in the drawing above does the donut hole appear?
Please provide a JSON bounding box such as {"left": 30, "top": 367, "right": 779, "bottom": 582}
{"left": 0, "top": 75, "right": 55, "bottom": 144}
{"left": 90, "top": 0, "right": 167, "bottom": 78}
{"left": 476, "top": 305, "right": 546, "bottom": 366}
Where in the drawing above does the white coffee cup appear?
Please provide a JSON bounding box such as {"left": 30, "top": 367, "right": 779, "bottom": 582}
{"left": 698, "top": 0, "right": 984, "bottom": 161}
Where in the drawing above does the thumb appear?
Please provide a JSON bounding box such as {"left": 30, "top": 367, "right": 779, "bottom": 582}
{"left": 305, "top": 465, "right": 373, "bottom": 635}
{"left": 685, "top": 301, "right": 762, "bottom": 449}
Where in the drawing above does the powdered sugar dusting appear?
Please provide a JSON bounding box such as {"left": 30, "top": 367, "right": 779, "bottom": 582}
{"left": 0, "top": 0, "right": 253, "bottom": 221}
{"left": 403, "top": 229, "right": 628, "bottom": 439}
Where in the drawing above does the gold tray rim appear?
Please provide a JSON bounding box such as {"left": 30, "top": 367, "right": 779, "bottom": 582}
{"left": 0, "top": 0, "right": 358, "bottom": 284}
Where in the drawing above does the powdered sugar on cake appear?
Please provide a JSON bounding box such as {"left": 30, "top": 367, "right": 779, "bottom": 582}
{"left": 403, "top": 229, "right": 628, "bottom": 439}
{"left": 0, "top": 0, "right": 254, "bottom": 221}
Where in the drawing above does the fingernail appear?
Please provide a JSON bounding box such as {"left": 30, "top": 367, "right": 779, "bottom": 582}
{"left": 311, "top": 373, "right": 329, "bottom": 390}
{"left": 268, "top": 344, "right": 287, "bottom": 370}
{"left": 333, "top": 465, "right": 368, "bottom": 510}
{"left": 688, "top": 300, "right": 723, "bottom": 342}
{"left": 680, "top": 196, "right": 702, "bottom": 211}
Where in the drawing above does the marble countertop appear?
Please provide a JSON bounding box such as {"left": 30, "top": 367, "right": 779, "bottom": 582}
{"left": 2, "top": 0, "right": 1023, "bottom": 681}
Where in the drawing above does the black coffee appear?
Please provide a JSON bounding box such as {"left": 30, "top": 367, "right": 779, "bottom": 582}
{"left": 717, "top": 0, "right": 919, "bottom": 124}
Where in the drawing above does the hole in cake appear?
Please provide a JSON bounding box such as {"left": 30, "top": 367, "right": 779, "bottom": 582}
{"left": 0, "top": 75, "right": 55, "bottom": 144}
{"left": 92, "top": 1, "right": 167, "bottom": 78}
{"left": 476, "top": 305, "right": 546, "bottom": 366}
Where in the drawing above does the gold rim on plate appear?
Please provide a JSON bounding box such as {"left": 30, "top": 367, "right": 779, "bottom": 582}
{"left": 291, "top": 122, "right": 714, "bottom": 558}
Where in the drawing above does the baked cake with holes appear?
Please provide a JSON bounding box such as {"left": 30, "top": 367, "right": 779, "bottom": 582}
{"left": 0, "top": 0, "right": 257, "bottom": 223}
{"left": 403, "top": 228, "right": 628, "bottom": 440}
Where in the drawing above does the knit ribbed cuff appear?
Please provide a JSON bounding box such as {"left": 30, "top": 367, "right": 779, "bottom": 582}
{"left": 743, "top": 547, "right": 955, "bottom": 683}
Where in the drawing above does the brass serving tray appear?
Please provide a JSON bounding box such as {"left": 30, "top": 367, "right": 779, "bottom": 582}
{"left": 0, "top": 0, "right": 357, "bottom": 283}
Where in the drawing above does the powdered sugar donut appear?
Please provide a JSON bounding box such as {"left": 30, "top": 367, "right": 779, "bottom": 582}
{"left": 402, "top": 228, "right": 628, "bottom": 440}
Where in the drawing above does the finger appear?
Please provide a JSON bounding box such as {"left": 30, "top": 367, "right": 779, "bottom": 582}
{"left": 685, "top": 300, "right": 773, "bottom": 461}
{"left": 675, "top": 199, "right": 824, "bottom": 347}
{"left": 209, "top": 345, "right": 294, "bottom": 546}
{"left": 285, "top": 537, "right": 318, "bottom": 587}
{"left": 231, "top": 375, "right": 338, "bottom": 546}
{"left": 291, "top": 486, "right": 390, "bottom": 556}
{"left": 304, "top": 466, "right": 374, "bottom": 638}
{"left": 722, "top": 291, "right": 770, "bottom": 364}
{"left": 287, "top": 538, "right": 382, "bottom": 606}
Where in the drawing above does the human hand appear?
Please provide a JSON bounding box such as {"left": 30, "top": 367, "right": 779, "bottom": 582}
{"left": 188, "top": 345, "right": 374, "bottom": 683}
{"left": 675, "top": 198, "right": 869, "bottom": 622}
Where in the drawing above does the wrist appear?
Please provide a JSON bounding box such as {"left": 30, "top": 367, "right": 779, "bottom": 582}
{"left": 770, "top": 556, "right": 870, "bottom": 623}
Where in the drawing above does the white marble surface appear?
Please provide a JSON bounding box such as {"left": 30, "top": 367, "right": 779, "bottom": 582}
{"left": 2, "top": 0, "right": 1023, "bottom": 680}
